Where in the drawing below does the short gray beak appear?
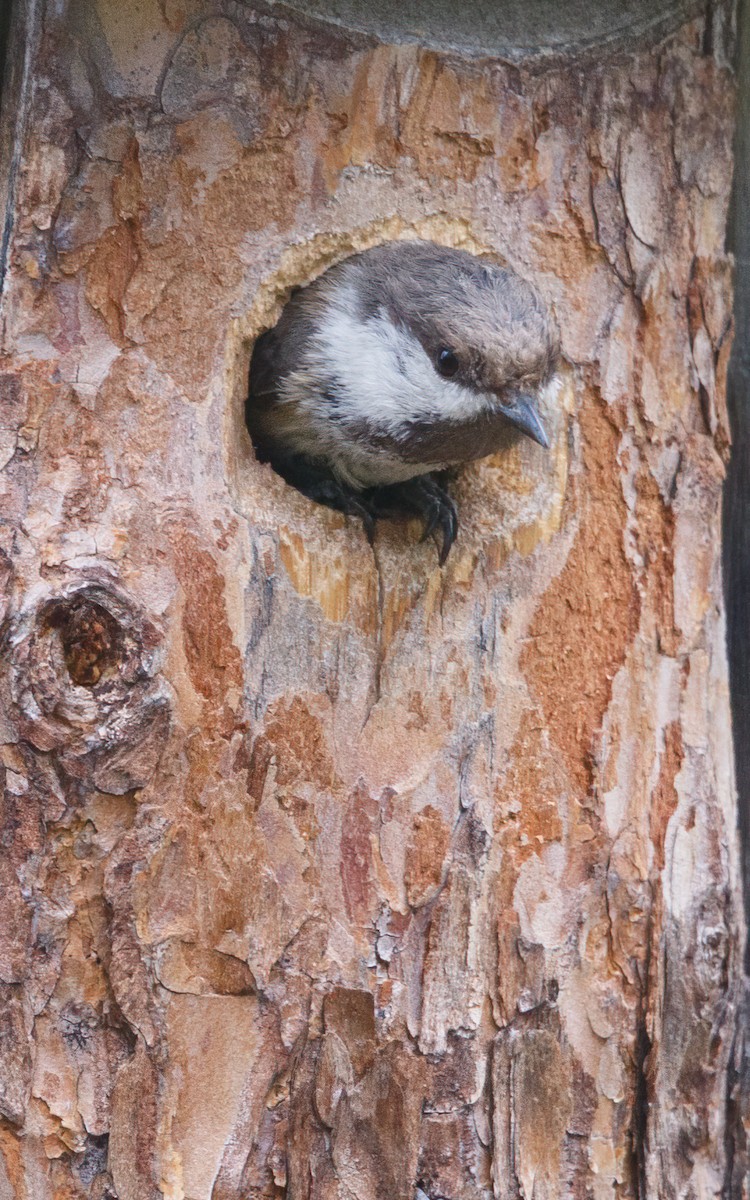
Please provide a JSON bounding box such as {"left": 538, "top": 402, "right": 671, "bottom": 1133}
{"left": 503, "top": 395, "right": 549, "bottom": 449}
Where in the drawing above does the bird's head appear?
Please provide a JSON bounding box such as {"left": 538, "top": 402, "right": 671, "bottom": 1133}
{"left": 372, "top": 243, "right": 560, "bottom": 458}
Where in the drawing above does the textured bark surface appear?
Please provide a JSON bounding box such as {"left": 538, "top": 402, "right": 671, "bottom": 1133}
{"left": 0, "top": 1, "right": 746, "bottom": 1197}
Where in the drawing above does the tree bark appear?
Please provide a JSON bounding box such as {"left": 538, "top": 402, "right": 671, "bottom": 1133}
{"left": 0, "top": 1, "right": 746, "bottom": 1197}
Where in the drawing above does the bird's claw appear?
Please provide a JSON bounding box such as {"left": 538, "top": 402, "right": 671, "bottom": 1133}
{"left": 409, "top": 478, "right": 458, "bottom": 564}
{"left": 272, "top": 457, "right": 458, "bottom": 563}
{"left": 326, "top": 485, "right": 377, "bottom": 544}
{"left": 419, "top": 505, "right": 440, "bottom": 544}
{"left": 435, "top": 495, "right": 458, "bottom": 565}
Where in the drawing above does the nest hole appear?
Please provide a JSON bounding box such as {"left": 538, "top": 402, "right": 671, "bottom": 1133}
{"left": 45, "top": 598, "right": 124, "bottom": 688}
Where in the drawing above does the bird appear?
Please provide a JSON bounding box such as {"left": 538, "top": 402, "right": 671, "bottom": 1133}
{"left": 246, "top": 239, "right": 560, "bottom": 563}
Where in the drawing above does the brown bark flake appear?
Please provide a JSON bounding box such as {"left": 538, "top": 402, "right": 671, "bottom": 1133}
{"left": 522, "top": 396, "right": 640, "bottom": 795}
{"left": 171, "top": 528, "right": 243, "bottom": 711}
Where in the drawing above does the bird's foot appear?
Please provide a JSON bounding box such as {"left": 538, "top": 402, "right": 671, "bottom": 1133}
{"left": 273, "top": 458, "right": 377, "bottom": 544}
{"left": 300, "top": 479, "right": 378, "bottom": 545}
{"left": 268, "top": 457, "right": 458, "bottom": 563}
{"left": 367, "top": 474, "right": 458, "bottom": 564}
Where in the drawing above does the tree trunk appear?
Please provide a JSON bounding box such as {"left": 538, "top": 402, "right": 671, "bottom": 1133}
{"left": 0, "top": 1, "right": 746, "bottom": 1197}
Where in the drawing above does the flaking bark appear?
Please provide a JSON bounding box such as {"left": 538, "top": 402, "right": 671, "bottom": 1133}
{"left": 0, "top": 1, "right": 746, "bottom": 1196}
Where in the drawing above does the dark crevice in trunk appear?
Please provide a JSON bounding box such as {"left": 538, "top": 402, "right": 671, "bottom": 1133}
{"left": 0, "top": 1, "right": 14, "bottom": 102}
{"left": 723, "top": 0, "right": 750, "bottom": 1190}
{"left": 724, "top": 0, "right": 750, "bottom": 968}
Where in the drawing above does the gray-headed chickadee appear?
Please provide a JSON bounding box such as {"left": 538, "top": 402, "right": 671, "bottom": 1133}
{"left": 247, "top": 240, "right": 559, "bottom": 562}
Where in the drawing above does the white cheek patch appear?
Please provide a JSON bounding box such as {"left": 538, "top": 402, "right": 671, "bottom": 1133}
{"left": 285, "top": 286, "right": 490, "bottom": 433}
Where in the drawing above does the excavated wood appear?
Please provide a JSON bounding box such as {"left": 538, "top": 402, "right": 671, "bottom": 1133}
{"left": 0, "top": 1, "right": 745, "bottom": 1196}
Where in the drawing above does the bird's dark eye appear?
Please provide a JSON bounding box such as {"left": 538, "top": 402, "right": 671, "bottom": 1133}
{"left": 436, "top": 348, "right": 460, "bottom": 378}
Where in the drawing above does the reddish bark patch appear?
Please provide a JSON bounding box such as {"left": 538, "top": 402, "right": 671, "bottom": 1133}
{"left": 521, "top": 397, "right": 639, "bottom": 795}
{"left": 0, "top": 1125, "right": 24, "bottom": 1196}
{"left": 323, "top": 987, "right": 376, "bottom": 1079}
{"left": 255, "top": 695, "right": 335, "bottom": 792}
{"left": 109, "top": 1041, "right": 159, "bottom": 1200}
{"left": 340, "top": 781, "right": 379, "bottom": 925}
{"left": 634, "top": 467, "right": 678, "bottom": 656}
{"left": 84, "top": 223, "right": 140, "bottom": 343}
{"left": 497, "top": 711, "right": 565, "bottom": 852}
{"left": 405, "top": 805, "right": 451, "bottom": 908}
{"left": 172, "top": 530, "right": 243, "bottom": 714}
